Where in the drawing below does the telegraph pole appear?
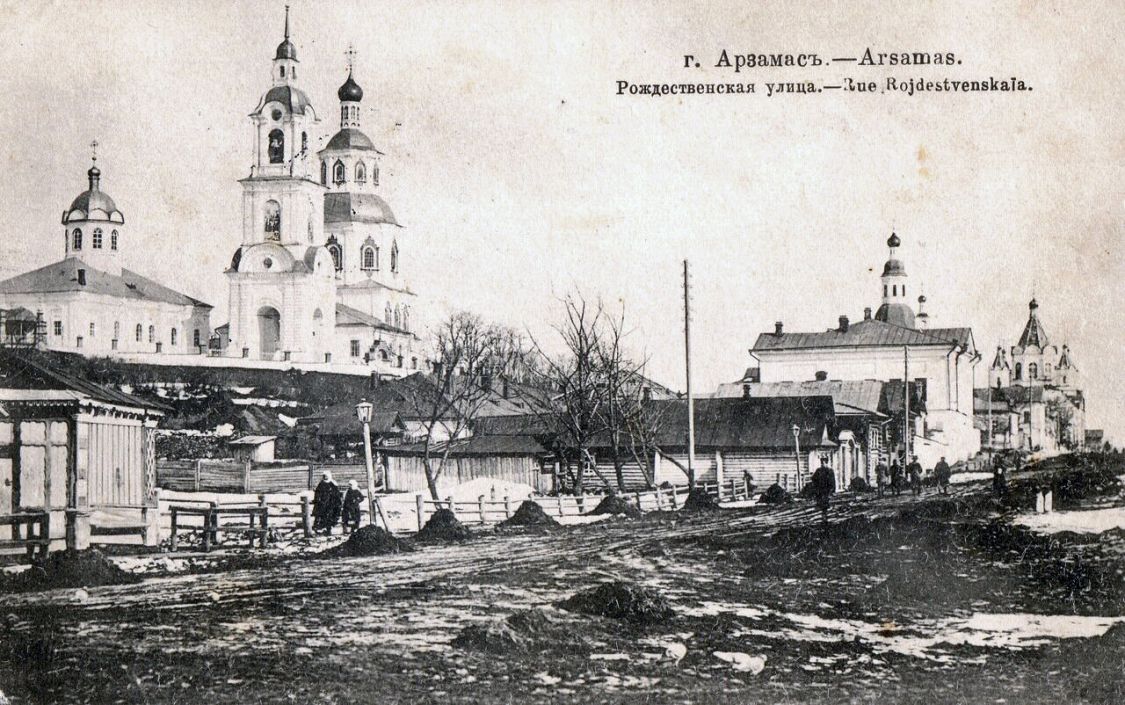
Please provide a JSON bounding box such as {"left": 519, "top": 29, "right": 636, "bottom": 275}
{"left": 683, "top": 260, "right": 696, "bottom": 489}
{"left": 903, "top": 346, "right": 910, "bottom": 464}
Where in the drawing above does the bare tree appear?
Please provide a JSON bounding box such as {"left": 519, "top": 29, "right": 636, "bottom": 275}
{"left": 410, "top": 311, "right": 523, "bottom": 500}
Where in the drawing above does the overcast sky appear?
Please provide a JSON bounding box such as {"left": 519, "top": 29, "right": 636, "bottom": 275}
{"left": 1, "top": 0, "right": 1122, "bottom": 442}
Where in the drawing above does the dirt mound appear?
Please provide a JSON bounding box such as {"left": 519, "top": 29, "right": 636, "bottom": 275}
{"left": 758, "top": 483, "right": 793, "bottom": 505}
{"left": 589, "top": 494, "right": 642, "bottom": 518}
{"left": 415, "top": 508, "right": 473, "bottom": 543}
{"left": 497, "top": 500, "right": 559, "bottom": 528}
{"left": 557, "top": 580, "right": 675, "bottom": 624}
{"left": 849, "top": 476, "right": 874, "bottom": 493}
{"left": 0, "top": 549, "right": 141, "bottom": 593}
{"left": 320, "top": 525, "right": 413, "bottom": 557}
{"left": 680, "top": 488, "right": 721, "bottom": 514}
{"left": 452, "top": 609, "right": 592, "bottom": 654}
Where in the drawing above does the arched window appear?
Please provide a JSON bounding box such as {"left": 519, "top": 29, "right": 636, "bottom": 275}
{"left": 268, "top": 129, "right": 285, "bottom": 164}
{"left": 301, "top": 132, "right": 308, "bottom": 153}
{"left": 113, "top": 321, "right": 120, "bottom": 339}
{"left": 72, "top": 229, "right": 83, "bottom": 250}
{"left": 402, "top": 306, "right": 410, "bottom": 331}
{"left": 356, "top": 162, "right": 366, "bottom": 183}
{"left": 385, "top": 303, "right": 393, "bottom": 324}
{"left": 170, "top": 328, "right": 178, "bottom": 346}
{"left": 1028, "top": 363, "right": 1038, "bottom": 380}
{"left": 264, "top": 200, "right": 281, "bottom": 240}
{"left": 892, "top": 285, "right": 898, "bottom": 297}
{"left": 1014, "top": 363, "right": 1022, "bottom": 380}
{"left": 111, "top": 230, "right": 118, "bottom": 250}
{"left": 333, "top": 160, "right": 346, "bottom": 184}
{"left": 361, "top": 246, "right": 376, "bottom": 270}
{"left": 320, "top": 161, "right": 327, "bottom": 185}
{"left": 390, "top": 242, "right": 399, "bottom": 272}
{"left": 280, "top": 65, "right": 286, "bottom": 78}
{"left": 135, "top": 324, "right": 143, "bottom": 342}
{"left": 92, "top": 228, "right": 103, "bottom": 249}
{"left": 393, "top": 306, "right": 402, "bottom": 329}
{"left": 883, "top": 284, "right": 888, "bottom": 298}
{"left": 373, "top": 164, "right": 379, "bottom": 186}
{"left": 148, "top": 325, "right": 155, "bottom": 343}
{"left": 328, "top": 244, "right": 342, "bottom": 270}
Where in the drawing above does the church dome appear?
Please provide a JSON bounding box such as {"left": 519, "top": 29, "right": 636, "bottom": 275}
{"left": 882, "top": 258, "right": 906, "bottom": 276}
{"left": 275, "top": 38, "right": 297, "bottom": 61}
{"left": 324, "top": 128, "right": 379, "bottom": 152}
{"left": 875, "top": 303, "right": 915, "bottom": 328}
{"left": 887, "top": 232, "right": 901, "bottom": 248}
{"left": 338, "top": 73, "right": 363, "bottom": 102}
{"left": 63, "top": 165, "right": 124, "bottom": 224}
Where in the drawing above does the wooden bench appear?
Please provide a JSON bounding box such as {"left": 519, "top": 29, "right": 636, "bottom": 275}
{"left": 0, "top": 511, "right": 51, "bottom": 560}
{"left": 169, "top": 504, "right": 269, "bottom": 552}
{"left": 90, "top": 505, "right": 154, "bottom": 544}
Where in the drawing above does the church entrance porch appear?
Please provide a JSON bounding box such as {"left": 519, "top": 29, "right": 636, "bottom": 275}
{"left": 257, "top": 306, "right": 281, "bottom": 360}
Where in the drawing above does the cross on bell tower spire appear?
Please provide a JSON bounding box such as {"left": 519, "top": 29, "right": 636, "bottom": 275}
{"left": 345, "top": 43, "right": 356, "bottom": 73}
{"left": 284, "top": 4, "right": 290, "bottom": 40}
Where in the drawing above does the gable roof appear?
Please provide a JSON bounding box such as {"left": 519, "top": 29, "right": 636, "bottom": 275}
{"left": 335, "top": 303, "right": 413, "bottom": 336}
{"left": 388, "top": 434, "right": 550, "bottom": 457}
{"left": 0, "top": 258, "right": 211, "bottom": 308}
{"left": 716, "top": 379, "right": 887, "bottom": 416}
{"left": 0, "top": 349, "right": 167, "bottom": 413}
{"left": 752, "top": 318, "right": 970, "bottom": 352}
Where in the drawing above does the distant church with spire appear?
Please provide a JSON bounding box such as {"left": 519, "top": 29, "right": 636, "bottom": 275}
{"left": 220, "top": 8, "right": 419, "bottom": 370}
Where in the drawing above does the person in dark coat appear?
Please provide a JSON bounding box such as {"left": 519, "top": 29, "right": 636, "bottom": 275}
{"left": 312, "top": 471, "right": 342, "bottom": 535}
{"left": 992, "top": 457, "right": 1008, "bottom": 500}
{"left": 934, "top": 456, "right": 952, "bottom": 495}
{"left": 890, "top": 459, "right": 903, "bottom": 496}
{"left": 810, "top": 457, "right": 836, "bottom": 524}
{"left": 341, "top": 480, "right": 365, "bottom": 533}
{"left": 874, "top": 458, "right": 889, "bottom": 498}
{"left": 907, "top": 456, "right": 923, "bottom": 496}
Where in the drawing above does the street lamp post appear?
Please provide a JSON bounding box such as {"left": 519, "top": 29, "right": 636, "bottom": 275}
{"left": 792, "top": 423, "right": 802, "bottom": 489}
{"left": 355, "top": 400, "right": 378, "bottom": 529}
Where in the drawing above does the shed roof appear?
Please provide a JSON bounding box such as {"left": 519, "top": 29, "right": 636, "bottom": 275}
{"left": 228, "top": 435, "right": 277, "bottom": 446}
{"left": 0, "top": 350, "right": 167, "bottom": 413}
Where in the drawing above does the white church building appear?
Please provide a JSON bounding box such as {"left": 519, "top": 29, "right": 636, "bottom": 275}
{"left": 750, "top": 233, "right": 981, "bottom": 464}
{"left": 220, "top": 10, "right": 420, "bottom": 372}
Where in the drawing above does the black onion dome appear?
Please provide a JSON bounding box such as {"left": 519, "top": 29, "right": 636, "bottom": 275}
{"left": 338, "top": 73, "right": 363, "bottom": 102}
{"left": 887, "top": 232, "right": 901, "bottom": 248}
{"left": 275, "top": 38, "right": 297, "bottom": 61}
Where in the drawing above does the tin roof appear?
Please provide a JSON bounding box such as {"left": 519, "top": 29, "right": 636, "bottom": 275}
{"left": 0, "top": 258, "right": 211, "bottom": 308}
{"left": 752, "top": 318, "right": 971, "bottom": 352}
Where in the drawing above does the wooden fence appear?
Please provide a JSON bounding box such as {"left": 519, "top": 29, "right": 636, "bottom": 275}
{"left": 157, "top": 459, "right": 371, "bottom": 494}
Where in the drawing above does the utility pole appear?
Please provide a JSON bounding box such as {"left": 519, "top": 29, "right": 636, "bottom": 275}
{"left": 683, "top": 260, "right": 696, "bottom": 489}
{"left": 903, "top": 346, "right": 910, "bottom": 464}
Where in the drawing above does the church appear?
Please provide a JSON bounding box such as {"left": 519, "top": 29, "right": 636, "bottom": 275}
{"left": 749, "top": 232, "right": 981, "bottom": 464}
{"left": 219, "top": 10, "right": 421, "bottom": 372}
{"left": 1, "top": 9, "right": 422, "bottom": 376}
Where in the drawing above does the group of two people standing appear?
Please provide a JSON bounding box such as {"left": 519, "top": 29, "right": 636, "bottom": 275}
{"left": 312, "top": 471, "right": 367, "bottom": 535}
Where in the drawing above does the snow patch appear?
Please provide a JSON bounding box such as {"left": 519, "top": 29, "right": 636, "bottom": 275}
{"left": 1014, "top": 507, "right": 1125, "bottom": 534}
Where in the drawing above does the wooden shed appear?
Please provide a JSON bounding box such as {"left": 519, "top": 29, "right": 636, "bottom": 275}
{"left": 0, "top": 351, "right": 165, "bottom": 554}
{"left": 384, "top": 434, "right": 552, "bottom": 495}
{"left": 228, "top": 435, "right": 277, "bottom": 463}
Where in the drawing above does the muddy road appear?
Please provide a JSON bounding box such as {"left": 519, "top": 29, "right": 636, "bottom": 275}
{"left": 2, "top": 461, "right": 1124, "bottom": 704}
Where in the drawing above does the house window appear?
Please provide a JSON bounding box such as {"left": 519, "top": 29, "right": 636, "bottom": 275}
{"left": 356, "top": 162, "right": 366, "bottom": 183}
{"left": 92, "top": 228, "right": 103, "bottom": 249}
{"left": 135, "top": 324, "right": 143, "bottom": 342}
{"left": 111, "top": 230, "right": 118, "bottom": 250}
{"left": 320, "top": 161, "right": 327, "bottom": 185}
{"left": 328, "top": 244, "right": 342, "bottom": 270}
{"left": 268, "top": 129, "right": 285, "bottom": 164}
{"left": 53, "top": 321, "right": 62, "bottom": 336}
{"left": 113, "top": 321, "right": 120, "bottom": 339}
{"left": 361, "top": 246, "right": 376, "bottom": 270}
{"left": 170, "top": 328, "right": 178, "bottom": 346}
{"left": 411, "top": 357, "right": 418, "bottom": 369}
{"left": 193, "top": 329, "right": 201, "bottom": 347}
{"left": 89, "top": 322, "right": 95, "bottom": 337}
{"left": 1028, "top": 363, "right": 1038, "bottom": 380}
{"left": 76, "top": 336, "right": 83, "bottom": 348}
{"left": 1014, "top": 363, "right": 1022, "bottom": 380}
{"left": 333, "top": 160, "right": 346, "bottom": 184}
{"left": 148, "top": 325, "right": 155, "bottom": 343}
{"left": 73, "top": 229, "right": 83, "bottom": 250}
{"left": 350, "top": 340, "right": 361, "bottom": 357}
{"left": 264, "top": 200, "right": 281, "bottom": 240}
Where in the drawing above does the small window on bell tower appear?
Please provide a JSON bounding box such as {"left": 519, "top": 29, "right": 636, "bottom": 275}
{"left": 268, "top": 129, "right": 285, "bottom": 164}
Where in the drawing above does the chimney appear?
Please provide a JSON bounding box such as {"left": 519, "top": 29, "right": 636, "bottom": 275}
{"left": 774, "top": 321, "right": 783, "bottom": 336}
{"left": 502, "top": 377, "right": 510, "bottom": 399}
{"left": 815, "top": 370, "right": 828, "bottom": 381}
{"left": 742, "top": 383, "right": 751, "bottom": 399}
{"left": 864, "top": 307, "right": 872, "bottom": 321}
{"left": 642, "top": 385, "right": 652, "bottom": 401}
{"left": 77, "top": 269, "right": 86, "bottom": 286}
{"left": 838, "top": 315, "right": 849, "bottom": 332}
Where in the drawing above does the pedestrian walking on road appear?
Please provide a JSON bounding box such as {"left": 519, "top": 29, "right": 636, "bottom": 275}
{"left": 890, "top": 459, "right": 903, "bottom": 496}
{"left": 312, "top": 471, "right": 342, "bottom": 535}
{"left": 875, "top": 458, "right": 889, "bottom": 498}
{"left": 907, "top": 456, "right": 923, "bottom": 496}
{"left": 992, "top": 458, "right": 1009, "bottom": 500}
{"left": 810, "top": 456, "right": 836, "bottom": 524}
{"left": 341, "top": 480, "right": 365, "bottom": 533}
{"left": 934, "top": 456, "right": 952, "bottom": 495}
